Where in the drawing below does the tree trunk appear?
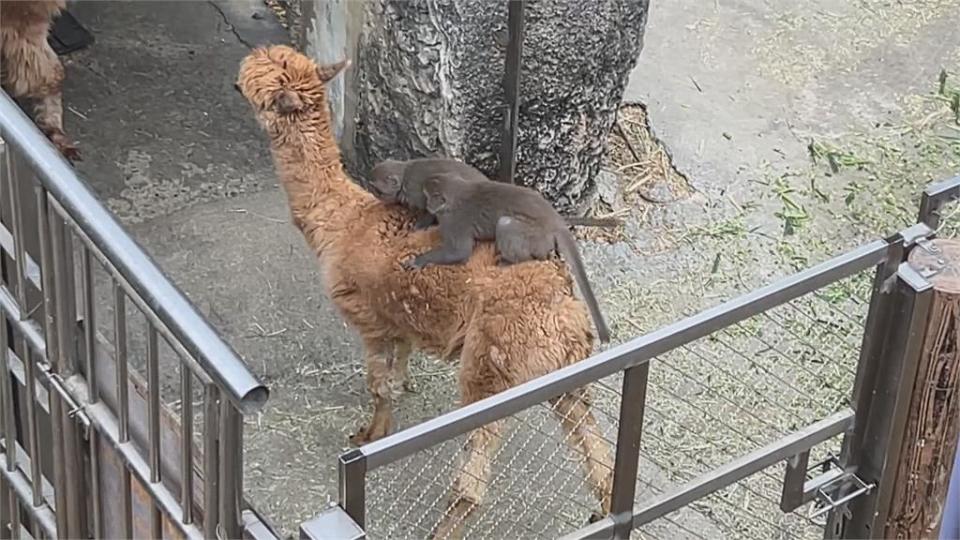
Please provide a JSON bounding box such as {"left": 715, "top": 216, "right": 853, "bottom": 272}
{"left": 302, "top": 0, "right": 648, "bottom": 213}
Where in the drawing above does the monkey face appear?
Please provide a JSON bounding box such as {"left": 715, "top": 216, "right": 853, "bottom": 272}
{"left": 368, "top": 161, "right": 403, "bottom": 203}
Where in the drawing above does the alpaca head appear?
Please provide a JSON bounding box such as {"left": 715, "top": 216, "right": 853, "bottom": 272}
{"left": 236, "top": 45, "right": 350, "bottom": 131}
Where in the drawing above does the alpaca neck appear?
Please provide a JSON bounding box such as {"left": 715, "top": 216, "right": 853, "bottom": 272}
{"left": 269, "top": 117, "right": 366, "bottom": 255}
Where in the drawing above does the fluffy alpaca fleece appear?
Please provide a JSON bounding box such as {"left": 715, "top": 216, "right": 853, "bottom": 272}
{"left": 1, "top": 0, "right": 80, "bottom": 161}
{"left": 237, "top": 45, "right": 613, "bottom": 537}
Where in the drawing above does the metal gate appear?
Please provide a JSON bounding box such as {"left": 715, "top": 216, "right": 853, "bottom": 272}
{"left": 0, "top": 91, "right": 275, "bottom": 539}
{"left": 306, "top": 176, "right": 960, "bottom": 539}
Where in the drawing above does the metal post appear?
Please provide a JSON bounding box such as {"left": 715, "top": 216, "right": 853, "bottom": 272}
{"left": 218, "top": 402, "right": 241, "bottom": 540}
{"left": 203, "top": 385, "right": 220, "bottom": 540}
{"left": 499, "top": 0, "right": 525, "bottom": 184}
{"left": 609, "top": 364, "right": 649, "bottom": 539}
{"left": 181, "top": 368, "right": 194, "bottom": 525}
{"left": 836, "top": 261, "right": 934, "bottom": 538}
{"left": 338, "top": 449, "right": 367, "bottom": 529}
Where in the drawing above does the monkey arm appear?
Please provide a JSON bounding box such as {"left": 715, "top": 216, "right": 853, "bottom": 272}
{"left": 413, "top": 212, "right": 438, "bottom": 230}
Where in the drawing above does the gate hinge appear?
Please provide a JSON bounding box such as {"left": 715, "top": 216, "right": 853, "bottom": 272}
{"left": 780, "top": 453, "right": 875, "bottom": 521}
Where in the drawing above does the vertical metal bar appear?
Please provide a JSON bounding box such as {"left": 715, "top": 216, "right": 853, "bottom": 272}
{"left": 48, "top": 209, "right": 74, "bottom": 375}
{"left": 338, "top": 449, "right": 367, "bottom": 528}
{"left": 203, "top": 385, "right": 220, "bottom": 540}
{"left": 0, "top": 476, "right": 9, "bottom": 540}
{"left": 7, "top": 487, "right": 17, "bottom": 540}
{"left": 88, "top": 430, "right": 102, "bottom": 539}
{"left": 826, "top": 241, "right": 903, "bottom": 538}
{"left": 839, "top": 264, "right": 934, "bottom": 539}
{"left": 19, "top": 347, "right": 40, "bottom": 509}
{"left": 79, "top": 246, "right": 96, "bottom": 403}
{"left": 181, "top": 368, "right": 194, "bottom": 524}
{"left": 498, "top": 0, "right": 525, "bottom": 184}
{"left": 147, "top": 326, "right": 160, "bottom": 483}
{"left": 34, "top": 188, "right": 67, "bottom": 538}
{"left": 112, "top": 283, "right": 130, "bottom": 442}
{"left": 34, "top": 187, "right": 57, "bottom": 364}
{"left": 48, "top": 204, "right": 84, "bottom": 538}
{"left": 4, "top": 148, "right": 28, "bottom": 317}
{"left": 120, "top": 468, "right": 132, "bottom": 540}
{"left": 218, "top": 402, "right": 240, "bottom": 540}
{"left": 150, "top": 502, "right": 162, "bottom": 540}
{"left": 45, "top": 396, "right": 67, "bottom": 538}
{"left": 609, "top": 364, "right": 649, "bottom": 539}
{"left": 0, "top": 319, "right": 15, "bottom": 471}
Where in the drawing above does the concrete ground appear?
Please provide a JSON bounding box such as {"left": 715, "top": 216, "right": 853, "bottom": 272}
{"left": 57, "top": 0, "right": 960, "bottom": 538}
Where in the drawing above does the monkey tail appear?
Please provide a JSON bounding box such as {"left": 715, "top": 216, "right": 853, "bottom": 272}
{"left": 556, "top": 230, "right": 611, "bottom": 343}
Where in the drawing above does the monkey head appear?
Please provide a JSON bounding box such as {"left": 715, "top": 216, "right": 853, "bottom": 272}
{"left": 368, "top": 160, "right": 405, "bottom": 203}
{"left": 236, "top": 45, "right": 349, "bottom": 132}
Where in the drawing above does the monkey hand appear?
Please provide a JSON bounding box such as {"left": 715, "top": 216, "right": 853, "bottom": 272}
{"left": 402, "top": 256, "right": 425, "bottom": 270}
{"left": 412, "top": 214, "right": 436, "bottom": 230}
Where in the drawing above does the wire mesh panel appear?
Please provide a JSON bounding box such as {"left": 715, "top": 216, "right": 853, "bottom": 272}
{"left": 631, "top": 271, "right": 869, "bottom": 539}
{"left": 365, "top": 383, "right": 621, "bottom": 540}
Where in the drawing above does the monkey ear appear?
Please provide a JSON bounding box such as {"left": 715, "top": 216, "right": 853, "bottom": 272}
{"left": 317, "top": 59, "right": 351, "bottom": 84}
{"left": 272, "top": 90, "right": 304, "bottom": 114}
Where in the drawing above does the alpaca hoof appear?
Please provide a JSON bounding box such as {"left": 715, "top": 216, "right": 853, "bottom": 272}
{"left": 60, "top": 145, "right": 82, "bottom": 163}
{"left": 587, "top": 512, "right": 604, "bottom": 524}
{"left": 402, "top": 377, "right": 418, "bottom": 394}
{"left": 402, "top": 257, "right": 421, "bottom": 270}
{"left": 48, "top": 132, "right": 81, "bottom": 162}
{"left": 349, "top": 419, "right": 392, "bottom": 446}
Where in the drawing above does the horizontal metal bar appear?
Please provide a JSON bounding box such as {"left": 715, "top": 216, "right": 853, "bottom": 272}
{"left": 0, "top": 286, "right": 46, "bottom": 359}
{"left": 630, "top": 410, "right": 854, "bottom": 526}
{"left": 0, "top": 224, "right": 41, "bottom": 290}
{"left": 0, "top": 452, "right": 56, "bottom": 539}
{"left": 360, "top": 240, "right": 887, "bottom": 468}
{"left": 0, "top": 92, "right": 267, "bottom": 414}
{"left": 561, "top": 409, "right": 855, "bottom": 540}
{"left": 919, "top": 175, "right": 960, "bottom": 227}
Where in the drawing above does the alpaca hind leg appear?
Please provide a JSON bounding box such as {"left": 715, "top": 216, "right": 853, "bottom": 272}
{"left": 350, "top": 341, "right": 395, "bottom": 445}
{"left": 5, "top": 31, "right": 79, "bottom": 161}
{"left": 550, "top": 389, "right": 615, "bottom": 518}
{"left": 431, "top": 420, "right": 504, "bottom": 540}
{"left": 391, "top": 339, "right": 416, "bottom": 393}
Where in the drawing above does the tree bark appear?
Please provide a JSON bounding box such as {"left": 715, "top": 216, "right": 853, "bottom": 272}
{"left": 331, "top": 0, "right": 648, "bottom": 213}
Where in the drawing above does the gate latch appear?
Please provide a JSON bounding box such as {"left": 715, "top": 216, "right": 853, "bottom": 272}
{"left": 780, "top": 452, "right": 875, "bottom": 520}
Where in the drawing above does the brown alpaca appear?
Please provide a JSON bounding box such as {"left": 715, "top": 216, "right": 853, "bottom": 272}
{"left": 237, "top": 45, "right": 613, "bottom": 538}
{"left": 1, "top": 0, "right": 80, "bottom": 161}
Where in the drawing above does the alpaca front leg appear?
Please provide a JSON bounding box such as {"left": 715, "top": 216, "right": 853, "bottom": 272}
{"left": 350, "top": 347, "right": 395, "bottom": 446}
{"left": 431, "top": 420, "right": 503, "bottom": 540}
{"left": 550, "top": 389, "right": 614, "bottom": 519}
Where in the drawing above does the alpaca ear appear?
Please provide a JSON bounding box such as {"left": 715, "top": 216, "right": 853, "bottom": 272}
{"left": 273, "top": 90, "right": 304, "bottom": 114}
{"left": 317, "top": 59, "right": 351, "bottom": 83}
